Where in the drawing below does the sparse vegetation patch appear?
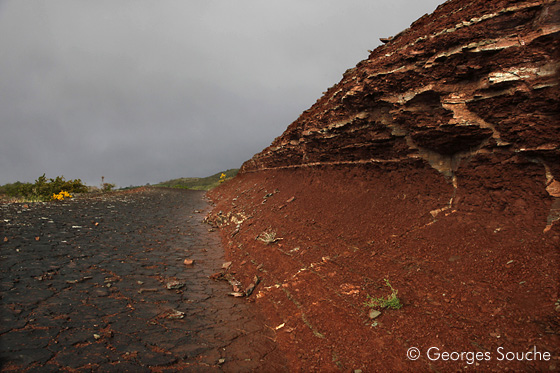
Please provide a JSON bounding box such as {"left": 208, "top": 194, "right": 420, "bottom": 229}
{"left": 364, "top": 279, "right": 403, "bottom": 310}
{"left": 0, "top": 174, "right": 88, "bottom": 202}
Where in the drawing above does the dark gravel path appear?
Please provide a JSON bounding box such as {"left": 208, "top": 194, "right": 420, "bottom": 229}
{"left": 0, "top": 188, "right": 287, "bottom": 372}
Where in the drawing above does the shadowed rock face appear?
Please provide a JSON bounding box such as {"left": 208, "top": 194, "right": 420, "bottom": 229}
{"left": 240, "top": 0, "right": 559, "bottom": 222}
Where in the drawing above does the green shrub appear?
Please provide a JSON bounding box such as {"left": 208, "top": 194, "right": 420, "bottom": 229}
{"left": 102, "top": 183, "right": 116, "bottom": 192}
{"left": 1, "top": 174, "right": 89, "bottom": 201}
{"left": 0, "top": 181, "right": 31, "bottom": 198}
{"left": 364, "top": 279, "right": 403, "bottom": 310}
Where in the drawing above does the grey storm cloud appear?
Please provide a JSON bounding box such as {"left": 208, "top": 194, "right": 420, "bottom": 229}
{"left": 0, "top": 0, "right": 444, "bottom": 187}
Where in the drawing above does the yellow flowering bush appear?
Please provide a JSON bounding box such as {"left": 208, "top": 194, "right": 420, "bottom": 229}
{"left": 219, "top": 173, "right": 227, "bottom": 183}
{"left": 51, "top": 190, "right": 72, "bottom": 201}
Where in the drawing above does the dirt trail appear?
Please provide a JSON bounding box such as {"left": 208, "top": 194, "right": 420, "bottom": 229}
{"left": 0, "top": 188, "right": 287, "bottom": 372}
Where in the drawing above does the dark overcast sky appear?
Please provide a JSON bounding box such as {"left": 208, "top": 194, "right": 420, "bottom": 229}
{"left": 0, "top": 0, "right": 444, "bottom": 187}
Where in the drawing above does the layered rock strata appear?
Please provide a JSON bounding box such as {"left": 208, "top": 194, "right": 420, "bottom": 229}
{"left": 241, "top": 0, "right": 559, "bottom": 227}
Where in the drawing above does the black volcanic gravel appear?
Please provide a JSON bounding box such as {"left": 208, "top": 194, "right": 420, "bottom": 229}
{"left": 0, "top": 188, "right": 286, "bottom": 371}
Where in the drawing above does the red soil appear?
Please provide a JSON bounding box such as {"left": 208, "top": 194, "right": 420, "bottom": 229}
{"left": 207, "top": 162, "right": 559, "bottom": 371}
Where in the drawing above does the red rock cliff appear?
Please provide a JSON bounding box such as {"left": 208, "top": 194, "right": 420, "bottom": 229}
{"left": 208, "top": 0, "right": 559, "bottom": 371}
{"left": 242, "top": 0, "right": 559, "bottom": 204}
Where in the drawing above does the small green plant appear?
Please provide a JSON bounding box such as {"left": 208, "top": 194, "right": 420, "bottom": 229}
{"left": 364, "top": 279, "right": 403, "bottom": 310}
{"left": 102, "top": 183, "right": 115, "bottom": 192}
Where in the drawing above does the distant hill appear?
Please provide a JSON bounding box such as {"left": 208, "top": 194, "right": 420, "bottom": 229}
{"left": 155, "top": 169, "right": 238, "bottom": 190}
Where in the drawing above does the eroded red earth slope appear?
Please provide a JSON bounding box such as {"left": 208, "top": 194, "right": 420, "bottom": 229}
{"left": 207, "top": 0, "right": 559, "bottom": 370}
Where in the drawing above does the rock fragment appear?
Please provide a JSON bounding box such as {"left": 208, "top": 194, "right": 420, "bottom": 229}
{"left": 166, "top": 281, "right": 186, "bottom": 290}
{"left": 368, "top": 309, "right": 382, "bottom": 319}
{"left": 166, "top": 309, "right": 185, "bottom": 319}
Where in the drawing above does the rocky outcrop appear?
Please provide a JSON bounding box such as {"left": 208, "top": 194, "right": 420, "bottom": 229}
{"left": 208, "top": 0, "right": 559, "bottom": 371}
{"left": 241, "top": 0, "right": 559, "bottom": 227}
